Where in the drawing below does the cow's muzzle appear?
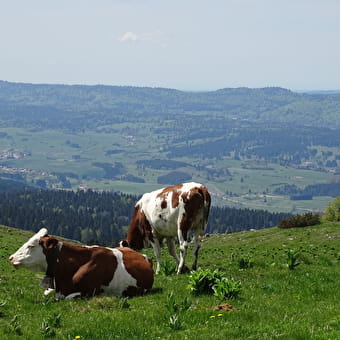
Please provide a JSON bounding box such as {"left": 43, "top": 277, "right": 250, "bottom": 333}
{"left": 9, "top": 256, "right": 20, "bottom": 269}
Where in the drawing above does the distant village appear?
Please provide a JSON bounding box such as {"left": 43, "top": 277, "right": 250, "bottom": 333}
{"left": 0, "top": 149, "right": 31, "bottom": 160}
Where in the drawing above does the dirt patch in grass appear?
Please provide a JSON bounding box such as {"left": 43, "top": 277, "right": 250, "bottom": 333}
{"left": 210, "top": 303, "right": 238, "bottom": 312}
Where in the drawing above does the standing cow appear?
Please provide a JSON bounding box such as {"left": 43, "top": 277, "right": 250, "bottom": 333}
{"left": 9, "top": 228, "right": 154, "bottom": 299}
{"left": 120, "top": 182, "right": 211, "bottom": 274}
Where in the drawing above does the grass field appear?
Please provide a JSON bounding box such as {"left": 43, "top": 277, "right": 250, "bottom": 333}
{"left": 0, "top": 223, "right": 339, "bottom": 339}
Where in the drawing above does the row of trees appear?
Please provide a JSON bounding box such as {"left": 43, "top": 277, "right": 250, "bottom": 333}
{"left": 0, "top": 186, "right": 290, "bottom": 245}
{"left": 0, "top": 187, "right": 135, "bottom": 246}
{"left": 166, "top": 123, "right": 340, "bottom": 167}
{"left": 274, "top": 182, "right": 340, "bottom": 198}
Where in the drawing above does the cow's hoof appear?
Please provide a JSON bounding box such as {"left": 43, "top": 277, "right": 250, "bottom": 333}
{"left": 177, "top": 265, "right": 190, "bottom": 274}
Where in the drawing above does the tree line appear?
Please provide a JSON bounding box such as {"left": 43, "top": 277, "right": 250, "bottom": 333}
{"left": 0, "top": 185, "right": 290, "bottom": 245}
{"left": 274, "top": 182, "right": 340, "bottom": 198}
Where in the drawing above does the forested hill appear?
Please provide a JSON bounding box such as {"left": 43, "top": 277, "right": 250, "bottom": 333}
{"left": 0, "top": 186, "right": 289, "bottom": 245}
{"left": 1, "top": 80, "right": 340, "bottom": 128}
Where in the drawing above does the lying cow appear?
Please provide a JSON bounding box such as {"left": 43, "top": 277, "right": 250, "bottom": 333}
{"left": 9, "top": 228, "right": 154, "bottom": 299}
{"left": 120, "top": 182, "right": 211, "bottom": 274}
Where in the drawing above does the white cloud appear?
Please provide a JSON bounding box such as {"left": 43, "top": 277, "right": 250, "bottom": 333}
{"left": 118, "top": 31, "right": 139, "bottom": 42}
{"left": 118, "top": 30, "right": 163, "bottom": 43}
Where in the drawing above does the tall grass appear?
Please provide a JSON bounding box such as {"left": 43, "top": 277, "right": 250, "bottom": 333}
{"left": 0, "top": 223, "right": 339, "bottom": 339}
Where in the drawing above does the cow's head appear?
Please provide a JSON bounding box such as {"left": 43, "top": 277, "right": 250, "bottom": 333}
{"left": 9, "top": 228, "right": 49, "bottom": 271}
{"left": 120, "top": 205, "right": 153, "bottom": 251}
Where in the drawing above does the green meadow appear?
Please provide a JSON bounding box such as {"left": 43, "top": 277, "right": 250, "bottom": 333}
{"left": 0, "top": 223, "right": 339, "bottom": 339}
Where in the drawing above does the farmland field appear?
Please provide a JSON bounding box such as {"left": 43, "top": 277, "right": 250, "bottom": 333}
{"left": 0, "top": 127, "right": 336, "bottom": 213}
{"left": 0, "top": 223, "right": 339, "bottom": 339}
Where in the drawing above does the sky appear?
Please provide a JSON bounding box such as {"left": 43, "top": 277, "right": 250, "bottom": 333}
{"left": 1, "top": 0, "right": 340, "bottom": 91}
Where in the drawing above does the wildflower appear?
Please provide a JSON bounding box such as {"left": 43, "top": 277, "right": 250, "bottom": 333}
{"left": 209, "top": 315, "right": 215, "bottom": 318}
{"left": 217, "top": 313, "right": 223, "bottom": 317}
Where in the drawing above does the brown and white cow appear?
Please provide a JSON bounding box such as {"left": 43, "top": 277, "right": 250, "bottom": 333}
{"left": 120, "top": 182, "right": 211, "bottom": 274}
{"left": 9, "top": 228, "right": 154, "bottom": 299}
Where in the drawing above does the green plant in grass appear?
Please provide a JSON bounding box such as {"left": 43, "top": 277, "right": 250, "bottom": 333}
{"left": 187, "top": 268, "right": 242, "bottom": 300}
{"left": 238, "top": 255, "right": 254, "bottom": 269}
{"left": 212, "top": 277, "right": 242, "bottom": 300}
{"left": 40, "top": 320, "right": 56, "bottom": 338}
{"left": 159, "top": 257, "right": 177, "bottom": 276}
{"left": 40, "top": 313, "right": 61, "bottom": 337}
{"left": 118, "top": 297, "right": 130, "bottom": 310}
{"left": 286, "top": 249, "right": 300, "bottom": 270}
{"left": 165, "top": 292, "right": 191, "bottom": 331}
{"left": 8, "top": 315, "right": 22, "bottom": 336}
{"left": 47, "top": 313, "right": 62, "bottom": 328}
{"left": 169, "top": 314, "right": 182, "bottom": 331}
{"left": 187, "top": 268, "right": 225, "bottom": 295}
{"left": 166, "top": 292, "right": 191, "bottom": 314}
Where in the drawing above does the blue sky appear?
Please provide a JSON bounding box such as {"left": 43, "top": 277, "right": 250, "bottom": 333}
{"left": 1, "top": 0, "right": 339, "bottom": 91}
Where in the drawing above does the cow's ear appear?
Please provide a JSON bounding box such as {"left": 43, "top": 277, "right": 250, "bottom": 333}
{"left": 46, "top": 237, "right": 58, "bottom": 249}
{"left": 40, "top": 237, "right": 58, "bottom": 250}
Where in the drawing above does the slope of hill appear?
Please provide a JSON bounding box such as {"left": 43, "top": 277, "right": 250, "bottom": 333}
{"left": 0, "top": 223, "right": 339, "bottom": 339}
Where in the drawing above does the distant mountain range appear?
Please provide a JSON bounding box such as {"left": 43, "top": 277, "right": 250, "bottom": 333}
{"left": 1, "top": 80, "right": 339, "bottom": 128}
{"left": 302, "top": 90, "right": 340, "bottom": 95}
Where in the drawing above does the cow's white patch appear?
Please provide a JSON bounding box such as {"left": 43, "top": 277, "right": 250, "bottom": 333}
{"left": 104, "top": 248, "right": 137, "bottom": 296}
{"left": 44, "top": 288, "right": 55, "bottom": 296}
{"left": 9, "top": 228, "right": 48, "bottom": 271}
{"left": 139, "top": 191, "right": 178, "bottom": 237}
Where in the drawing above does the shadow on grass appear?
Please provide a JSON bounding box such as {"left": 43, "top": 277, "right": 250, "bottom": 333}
{"left": 148, "top": 287, "right": 164, "bottom": 295}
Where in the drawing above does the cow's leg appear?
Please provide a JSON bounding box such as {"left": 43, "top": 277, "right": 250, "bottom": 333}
{"left": 151, "top": 238, "right": 162, "bottom": 274}
{"left": 71, "top": 262, "right": 102, "bottom": 297}
{"left": 177, "top": 229, "right": 188, "bottom": 274}
{"left": 191, "top": 233, "right": 201, "bottom": 271}
{"left": 166, "top": 237, "right": 179, "bottom": 265}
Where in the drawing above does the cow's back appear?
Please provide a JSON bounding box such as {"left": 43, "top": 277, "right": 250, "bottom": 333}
{"left": 139, "top": 182, "right": 210, "bottom": 237}
{"left": 105, "top": 248, "right": 153, "bottom": 297}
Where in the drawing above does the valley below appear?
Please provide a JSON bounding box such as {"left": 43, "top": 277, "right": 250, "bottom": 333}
{"left": 0, "top": 81, "right": 339, "bottom": 213}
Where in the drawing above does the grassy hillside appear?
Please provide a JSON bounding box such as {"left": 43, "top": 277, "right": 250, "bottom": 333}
{"left": 0, "top": 223, "right": 339, "bottom": 339}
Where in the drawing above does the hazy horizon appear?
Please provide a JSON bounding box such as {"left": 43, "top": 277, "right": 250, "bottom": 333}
{"left": 1, "top": 0, "right": 339, "bottom": 92}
